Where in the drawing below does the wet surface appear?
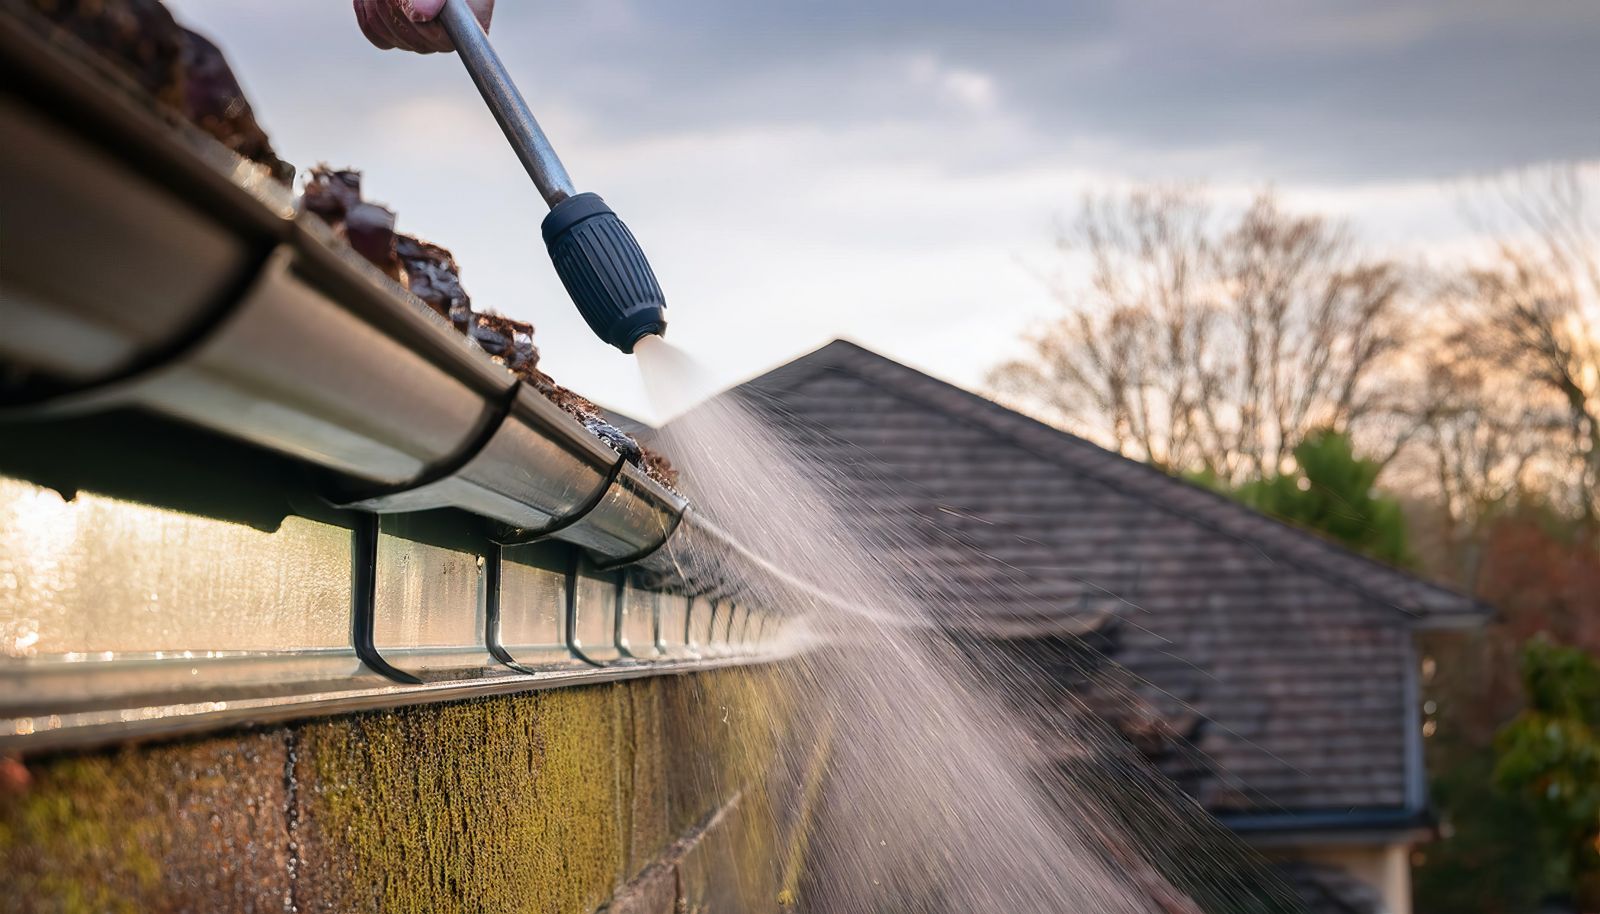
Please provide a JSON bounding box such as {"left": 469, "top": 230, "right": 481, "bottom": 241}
{"left": 1, "top": 670, "right": 797, "bottom": 913}
{"left": 0, "top": 730, "right": 293, "bottom": 913}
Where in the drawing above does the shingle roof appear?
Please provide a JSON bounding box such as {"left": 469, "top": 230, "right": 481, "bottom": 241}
{"left": 669, "top": 339, "right": 1488, "bottom": 821}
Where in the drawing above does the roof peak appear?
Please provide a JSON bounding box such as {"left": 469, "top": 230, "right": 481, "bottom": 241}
{"left": 729, "top": 341, "right": 1488, "bottom": 625}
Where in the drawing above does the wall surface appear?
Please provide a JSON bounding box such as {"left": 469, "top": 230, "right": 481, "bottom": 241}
{"left": 1277, "top": 842, "right": 1414, "bottom": 914}
{"left": 0, "top": 667, "right": 810, "bottom": 914}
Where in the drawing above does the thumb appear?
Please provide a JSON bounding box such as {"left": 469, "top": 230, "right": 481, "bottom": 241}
{"left": 403, "top": 0, "right": 493, "bottom": 29}
{"left": 400, "top": 0, "right": 447, "bottom": 22}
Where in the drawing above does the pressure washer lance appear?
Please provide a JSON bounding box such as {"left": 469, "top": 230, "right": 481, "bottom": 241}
{"left": 438, "top": 0, "right": 666, "bottom": 353}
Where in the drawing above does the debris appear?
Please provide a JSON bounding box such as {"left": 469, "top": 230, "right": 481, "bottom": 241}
{"left": 25, "top": 0, "right": 295, "bottom": 183}
{"left": 400, "top": 236, "right": 473, "bottom": 331}
{"left": 301, "top": 167, "right": 679, "bottom": 487}
{"left": 17, "top": 0, "right": 677, "bottom": 487}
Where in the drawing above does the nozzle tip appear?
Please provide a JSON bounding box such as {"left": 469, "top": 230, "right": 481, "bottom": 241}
{"left": 542, "top": 193, "right": 668, "bottom": 354}
{"left": 619, "top": 323, "right": 665, "bottom": 355}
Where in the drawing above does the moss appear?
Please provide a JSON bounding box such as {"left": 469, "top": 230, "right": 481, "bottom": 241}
{"left": 293, "top": 686, "right": 630, "bottom": 913}
{"left": 622, "top": 675, "right": 670, "bottom": 875}
{"left": 3, "top": 666, "right": 810, "bottom": 914}
{"left": 660, "top": 667, "right": 810, "bottom": 913}
{"left": 0, "top": 730, "right": 292, "bottom": 913}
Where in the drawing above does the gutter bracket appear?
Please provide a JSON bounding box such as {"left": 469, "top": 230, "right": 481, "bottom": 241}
{"left": 351, "top": 513, "right": 424, "bottom": 685}
{"left": 566, "top": 553, "right": 608, "bottom": 668}
{"left": 484, "top": 542, "right": 540, "bottom": 675}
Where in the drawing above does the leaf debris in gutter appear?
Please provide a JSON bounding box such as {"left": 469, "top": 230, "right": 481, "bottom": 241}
{"left": 24, "top": 0, "right": 294, "bottom": 184}
{"left": 17, "top": 0, "right": 678, "bottom": 488}
{"left": 300, "top": 167, "right": 677, "bottom": 487}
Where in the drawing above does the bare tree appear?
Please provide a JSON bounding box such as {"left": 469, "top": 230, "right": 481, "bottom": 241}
{"left": 1443, "top": 165, "right": 1600, "bottom": 522}
{"left": 990, "top": 187, "right": 1407, "bottom": 486}
{"left": 1390, "top": 352, "right": 1564, "bottom": 530}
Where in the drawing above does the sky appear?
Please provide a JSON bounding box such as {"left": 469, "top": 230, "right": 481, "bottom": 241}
{"left": 166, "top": 0, "right": 1600, "bottom": 422}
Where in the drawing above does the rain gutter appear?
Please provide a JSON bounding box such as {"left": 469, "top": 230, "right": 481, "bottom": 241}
{"left": 0, "top": 10, "right": 690, "bottom": 574}
{"left": 0, "top": 10, "right": 804, "bottom": 753}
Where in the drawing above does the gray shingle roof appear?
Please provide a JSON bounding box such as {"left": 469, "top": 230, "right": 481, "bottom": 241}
{"left": 670, "top": 339, "right": 1488, "bottom": 820}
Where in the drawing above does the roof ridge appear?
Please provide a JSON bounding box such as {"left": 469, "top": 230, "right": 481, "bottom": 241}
{"left": 738, "top": 340, "right": 1487, "bottom": 622}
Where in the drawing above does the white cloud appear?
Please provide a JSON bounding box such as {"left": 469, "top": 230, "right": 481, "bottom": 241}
{"left": 905, "top": 54, "right": 999, "bottom": 112}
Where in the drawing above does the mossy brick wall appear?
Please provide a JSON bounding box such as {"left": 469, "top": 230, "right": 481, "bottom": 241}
{"left": 0, "top": 667, "right": 807, "bottom": 914}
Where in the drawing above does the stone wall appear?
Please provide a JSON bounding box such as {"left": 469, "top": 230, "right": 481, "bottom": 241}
{"left": 1, "top": 667, "right": 809, "bottom": 914}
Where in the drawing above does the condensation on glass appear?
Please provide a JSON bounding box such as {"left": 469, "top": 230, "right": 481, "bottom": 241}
{"left": 373, "top": 528, "right": 487, "bottom": 671}
{"left": 619, "top": 584, "right": 659, "bottom": 659}
{"left": 657, "top": 592, "right": 690, "bottom": 657}
{"left": 498, "top": 548, "right": 571, "bottom": 667}
{"left": 571, "top": 573, "right": 621, "bottom": 662}
{"left": 0, "top": 477, "right": 351, "bottom": 659}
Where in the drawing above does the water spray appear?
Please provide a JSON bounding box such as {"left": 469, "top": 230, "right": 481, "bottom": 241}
{"left": 438, "top": 0, "right": 667, "bottom": 353}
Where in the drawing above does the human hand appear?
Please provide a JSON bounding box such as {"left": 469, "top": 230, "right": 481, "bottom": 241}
{"left": 354, "top": 0, "right": 493, "bottom": 54}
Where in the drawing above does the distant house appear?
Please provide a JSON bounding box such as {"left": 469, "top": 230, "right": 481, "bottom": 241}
{"left": 667, "top": 340, "right": 1489, "bottom": 914}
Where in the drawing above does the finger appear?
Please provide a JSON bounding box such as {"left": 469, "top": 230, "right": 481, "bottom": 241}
{"left": 353, "top": 1, "right": 397, "bottom": 49}
{"left": 392, "top": 0, "right": 453, "bottom": 53}
{"left": 376, "top": 3, "right": 431, "bottom": 53}
{"left": 407, "top": 20, "right": 455, "bottom": 53}
{"left": 380, "top": 0, "right": 448, "bottom": 54}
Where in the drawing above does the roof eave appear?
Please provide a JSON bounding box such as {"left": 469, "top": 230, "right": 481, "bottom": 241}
{"left": 1218, "top": 807, "right": 1433, "bottom": 848}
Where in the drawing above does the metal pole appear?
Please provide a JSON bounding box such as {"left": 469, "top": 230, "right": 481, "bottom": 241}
{"left": 438, "top": 0, "right": 575, "bottom": 206}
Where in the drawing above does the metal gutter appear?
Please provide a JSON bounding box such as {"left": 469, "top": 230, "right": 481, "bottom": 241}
{"left": 1, "top": 651, "right": 798, "bottom": 757}
{"left": 0, "top": 9, "right": 686, "bottom": 565}
{"left": 0, "top": 8, "right": 803, "bottom": 753}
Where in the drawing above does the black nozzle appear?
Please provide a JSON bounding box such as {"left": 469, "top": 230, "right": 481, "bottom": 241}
{"left": 541, "top": 193, "right": 667, "bottom": 354}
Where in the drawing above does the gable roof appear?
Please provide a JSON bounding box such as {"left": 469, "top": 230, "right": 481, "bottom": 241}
{"left": 667, "top": 339, "right": 1488, "bottom": 823}
{"left": 737, "top": 340, "right": 1487, "bottom": 627}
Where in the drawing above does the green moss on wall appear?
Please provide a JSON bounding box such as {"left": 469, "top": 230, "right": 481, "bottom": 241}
{"left": 1, "top": 666, "right": 808, "bottom": 914}
{"left": 293, "top": 669, "right": 800, "bottom": 913}
{"left": 0, "top": 730, "right": 291, "bottom": 914}
{"left": 293, "top": 685, "right": 627, "bottom": 914}
{"left": 623, "top": 676, "right": 671, "bottom": 874}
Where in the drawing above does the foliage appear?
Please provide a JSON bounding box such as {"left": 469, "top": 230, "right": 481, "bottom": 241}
{"left": 1413, "top": 744, "right": 1555, "bottom": 914}
{"left": 1417, "top": 511, "right": 1600, "bottom": 913}
{"left": 1202, "top": 429, "right": 1412, "bottom": 567}
{"left": 1493, "top": 638, "right": 1600, "bottom": 906}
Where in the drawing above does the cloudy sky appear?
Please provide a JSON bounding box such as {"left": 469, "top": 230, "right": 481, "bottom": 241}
{"left": 167, "top": 0, "right": 1599, "bottom": 421}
